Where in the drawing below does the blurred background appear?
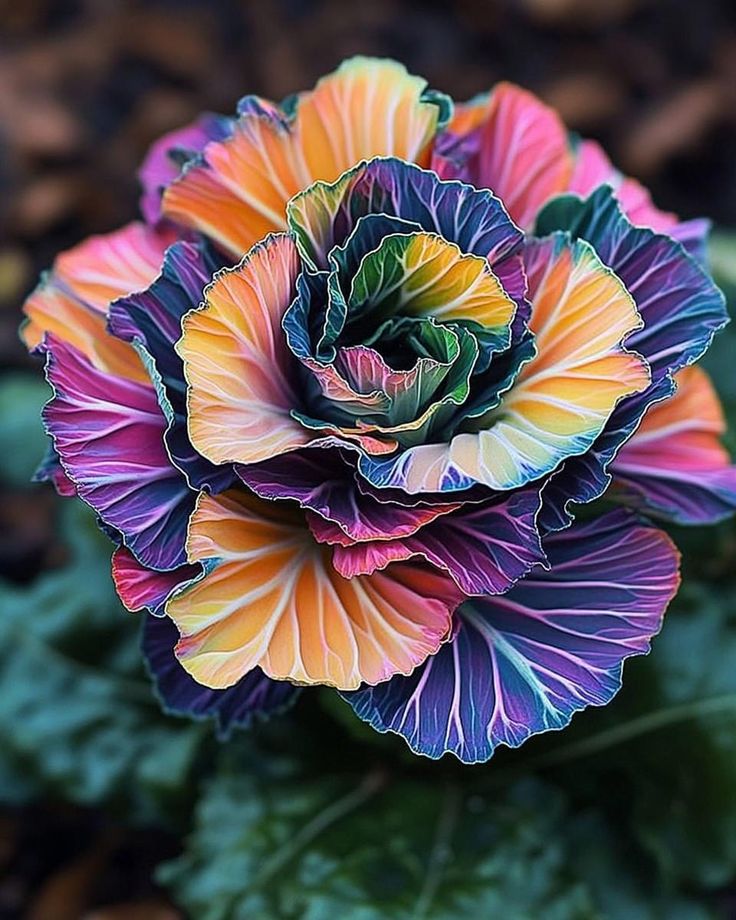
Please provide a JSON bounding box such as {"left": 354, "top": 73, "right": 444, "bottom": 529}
{"left": 1, "top": 1, "right": 736, "bottom": 917}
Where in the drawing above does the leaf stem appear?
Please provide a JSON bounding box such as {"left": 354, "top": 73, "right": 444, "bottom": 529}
{"left": 529, "top": 693, "right": 736, "bottom": 768}
{"left": 251, "top": 768, "right": 388, "bottom": 889}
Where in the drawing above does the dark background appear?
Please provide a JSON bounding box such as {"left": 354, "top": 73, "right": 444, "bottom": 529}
{"left": 1, "top": 1, "right": 736, "bottom": 917}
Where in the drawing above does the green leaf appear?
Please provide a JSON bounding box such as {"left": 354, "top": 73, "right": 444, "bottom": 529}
{"left": 626, "top": 585, "right": 736, "bottom": 889}
{"left": 160, "top": 726, "right": 731, "bottom": 920}
{"left": 0, "top": 500, "right": 205, "bottom": 820}
{"left": 564, "top": 813, "right": 718, "bottom": 920}
{"left": 158, "top": 763, "right": 597, "bottom": 920}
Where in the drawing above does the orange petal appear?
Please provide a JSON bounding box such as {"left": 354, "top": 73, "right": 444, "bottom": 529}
{"left": 610, "top": 366, "right": 736, "bottom": 523}
{"left": 22, "top": 222, "right": 170, "bottom": 383}
{"left": 54, "top": 222, "right": 174, "bottom": 311}
{"left": 163, "top": 58, "right": 448, "bottom": 257}
{"left": 459, "top": 235, "right": 650, "bottom": 474}
{"left": 167, "top": 490, "right": 457, "bottom": 690}
{"left": 615, "top": 365, "right": 729, "bottom": 476}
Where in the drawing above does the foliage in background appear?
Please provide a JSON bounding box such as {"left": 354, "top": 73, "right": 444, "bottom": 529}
{"left": 1, "top": 234, "right": 736, "bottom": 917}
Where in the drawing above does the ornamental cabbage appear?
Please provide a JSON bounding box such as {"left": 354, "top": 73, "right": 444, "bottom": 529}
{"left": 22, "top": 58, "right": 735, "bottom": 762}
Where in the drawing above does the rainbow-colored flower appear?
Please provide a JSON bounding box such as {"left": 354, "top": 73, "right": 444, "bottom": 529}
{"left": 23, "top": 59, "right": 735, "bottom": 762}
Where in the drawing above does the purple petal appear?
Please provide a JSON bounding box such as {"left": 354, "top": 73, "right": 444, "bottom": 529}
{"left": 331, "top": 487, "right": 545, "bottom": 596}
{"left": 109, "top": 238, "right": 233, "bottom": 492}
{"left": 142, "top": 615, "right": 300, "bottom": 738}
{"left": 288, "top": 157, "right": 523, "bottom": 273}
{"left": 42, "top": 335, "right": 194, "bottom": 570}
{"left": 238, "top": 448, "right": 459, "bottom": 543}
{"left": 670, "top": 218, "right": 711, "bottom": 264}
{"left": 343, "top": 510, "right": 680, "bottom": 763}
{"left": 615, "top": 462, "right": 736, "bottom": 524}
{"left": 33, "top": 442, "right": 76, "bottom": 496}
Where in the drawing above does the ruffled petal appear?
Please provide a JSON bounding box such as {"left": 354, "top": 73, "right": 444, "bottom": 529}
{"left": 142, "top": 615, "right": 299, "bottom": 738}
{"left": 537, "top": 377, "right": 674, "bottom": 533}
{"left": 669, "top": 219, "right": 712, "bottom": 264}
{"left": 178, "top": 234, "right": 308, "bottom": 466}
{"left": 112, "top": 546, "right": 199, "bottom": 615}
{"left": 288, "top": 157, "right": 522, "bottom": 275}
{"left": 21, "top": 222, "right": 170, "bottom": 384}
{"left": 533, "top": 187, "right": 727, "bottom": 529}
{"left": 238, "top": 448, "right": 459, "bottom": 543}
{"left": 163, "top": 58, "right": 450, "bottom": 257}
{"left": 433, "top": 83, "right": 574, "bottom": 229}
{"left": 343, "top": 510, "right": 680, "bottom": 763}
{"left": 336, "top": 342, "right": 455, "bottom": 422}
{"left": 348, "top": 231, "right": 517, "bottom": 338}
{"left": 109, "top": 238, "right": 234, "bottom": 492}
{"left": 612, "top": 366, "right": 736, "bottom": 524}
{"left": 330, "top": 486, "right": 545, "bottom": 596}
{"left": 290, "top": 318, "right": 482, "bottom": 452}
{"left": 166, "top": 490, "right": 460, "bottom": 690}
{"left": 52, "top": 222, "right": 173, "bottom": 311}
{"left": 535, "top": 187, "right": 726, "bottom": 381}
{"left": 43, "top": 336, "right": 194, "bottom": 570}
{"left": 24, "top": 274, "right": 147, "bottom": 383}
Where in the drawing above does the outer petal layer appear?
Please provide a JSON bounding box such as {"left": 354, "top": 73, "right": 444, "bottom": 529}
{"left": 163, "top": 58, "right": 449, "bottom": 257}
{"left": 112, "top": 547, "right": 199, "bottom": 616}
{"left": 142, "top": 615, "right": 299, "bottom": 738}
{"left": 166, "top": 490, "right": 460, "bottom": 690}
{"left": 139, "top": 113, "right": 232, "bottom": 225}
{"left": 433, "top": 83, "right": 574, "bottom": 229}
{"left": 33, "top": 443, "right": 76, "bottom": 496}
{"left": 612, "top": 366, "right": 736, "bottom": 523}
{"left": 22, "top": 222, "right": 170, "bottom": 384}
{"left": 110, "top": 238, "right": 233, "bottom": 491}
{"left": 343, "top": 511, "right": 679, "bottom": 763}
{"left": 43, "top": 336, "right": 194, "bottom": 570}
{"left": 568, "top": 138, "right": 710, "bottom": 260}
